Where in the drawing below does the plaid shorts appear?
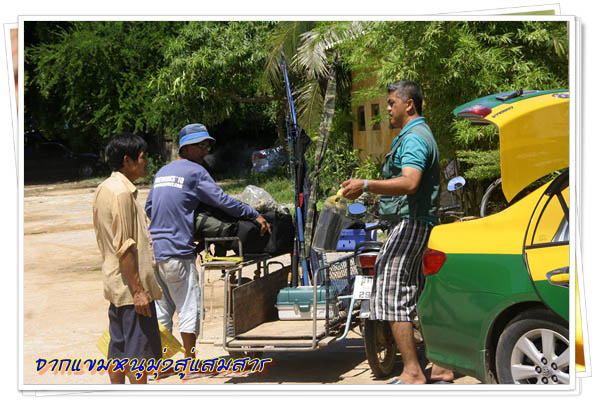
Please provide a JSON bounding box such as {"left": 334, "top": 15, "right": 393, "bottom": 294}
{"left": 369, "top": 218, "right": 432, "bottom": 322}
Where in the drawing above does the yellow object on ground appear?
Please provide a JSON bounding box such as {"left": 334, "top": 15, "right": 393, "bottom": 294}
{"left": 203, "top": 254, "right": 244, "bottom": 263}
{"left": 96, "top": 322, "right": 185, "bottom": 359}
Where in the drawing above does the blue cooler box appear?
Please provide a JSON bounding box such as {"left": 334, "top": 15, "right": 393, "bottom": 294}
{"left": 336, "top": 224, "right": 378, "bottom": 251}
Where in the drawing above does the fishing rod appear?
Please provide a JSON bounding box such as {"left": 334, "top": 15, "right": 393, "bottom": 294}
{"left": 280, "top": 52, "right": 310, "bottom": 287}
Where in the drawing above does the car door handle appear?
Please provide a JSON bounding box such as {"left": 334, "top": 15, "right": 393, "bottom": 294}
{"left": 546, "top": 266, "right": 569, "bottom": 288}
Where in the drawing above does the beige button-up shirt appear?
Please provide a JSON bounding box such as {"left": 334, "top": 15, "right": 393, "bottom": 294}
{"left": 93, "top": 172, "right": 162, "bottom": 307}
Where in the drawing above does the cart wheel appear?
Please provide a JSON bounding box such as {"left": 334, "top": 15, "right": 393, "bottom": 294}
{"left": 228, "top": 350, "right": 264, "bottom": 359}
{"left": 364, "top": 319, "right": 397, "bottom": 378}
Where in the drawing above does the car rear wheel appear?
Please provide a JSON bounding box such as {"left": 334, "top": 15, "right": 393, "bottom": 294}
{"left": 495, "top": 314, "right": 569, "bottom": 384}
{"left": 364, "top": 319, "right": 397, "bottom": 378}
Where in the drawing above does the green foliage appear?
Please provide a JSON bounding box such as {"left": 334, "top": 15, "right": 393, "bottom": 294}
{"left": 263, "top": 21, "right": 362, "bottom": 135}
{"left": 262, "top": 21, "right": 317, "bottom": 93}
{"left": 26, "top": 21, "right": 182, "bottom": 151}
{"left": 255, "top": 173, "right": 295, "bottom": 207}
{"left": 151, "top": 21, "right": 278, "bottom": 137}
{"left": 338, "top": 20, "right": 568, "bottom": 157}
{"left": 138, "top": 154, "right": 167, "bottom": 185}
{"left": 451, "top": 119, "right": 498, "bottom": 149}
{"left": 292, "top": 22, "right": 365, "bottom": 133}
{"left": 307, "top": 128, "right": 360, "bottom": 199}
{"left": 354, "top": 155, "right": 383, "bottom": 180}
{"left": 26, "top": 21, "right": 280, "bottom": 154}
{"left": 25, "top": 19, "right": 570, "bottom": 213}
{"left": 456, "top": 150, "right": 501, "bottom": 181}
{"left": 338, "top": 20, "right": 568, "bottom": 210}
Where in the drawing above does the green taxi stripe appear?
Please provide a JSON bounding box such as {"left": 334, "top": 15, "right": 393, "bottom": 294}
{"left": 533, "top": 280, "right": 569, "bottom": 320}
{"left": 434, "top": 253, "right": 534, "bottom": 295}
{"left": 419, "top": 252, "right": 542, "bottom": 382}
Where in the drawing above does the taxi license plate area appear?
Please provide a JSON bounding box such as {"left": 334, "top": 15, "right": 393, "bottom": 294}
{"left": 353, "top": 275, "right": 374, "bottom": 300}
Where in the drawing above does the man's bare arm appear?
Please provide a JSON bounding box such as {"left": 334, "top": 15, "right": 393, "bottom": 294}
{"left": 120, "top": 248, "right": 152, "bottom": 317}
{"left": 340, "top": 167, "right": 422, "bottom": 200}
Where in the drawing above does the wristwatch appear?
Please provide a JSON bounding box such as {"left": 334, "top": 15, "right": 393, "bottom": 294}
{"left": 363, "top": 179, "right": 369, "bottom": 193}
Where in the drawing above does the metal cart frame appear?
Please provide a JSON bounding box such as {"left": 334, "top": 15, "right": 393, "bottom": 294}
{"left": 198, "top": 236, "right": 274, "bottom": 344}
{"left": 221, "top": 250, "right": 363, "bottom": 353}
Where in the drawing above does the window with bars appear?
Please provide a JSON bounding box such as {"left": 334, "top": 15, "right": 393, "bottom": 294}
{"left": 358, "top": 106, "right": 366, "bottom": 131}
{"left": 372, "top": 103, "right": 380, "bottom": 130}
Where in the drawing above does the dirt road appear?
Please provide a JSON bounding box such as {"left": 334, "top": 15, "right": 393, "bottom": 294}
{"left": 23, "top": 180, "right": 480, "bottom": 386}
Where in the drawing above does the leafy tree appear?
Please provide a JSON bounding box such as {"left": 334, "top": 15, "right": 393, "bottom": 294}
{"left": 262, "top": 21, "right": 369, "bottom": 203}
{"left": 337, "top": 20, "right": 568, "bottom": 212}
{"left": 150, "top": 21, "right": 279, "bottom": 141}
{"left": 25, "top": 19, "right": 569, "bottom": 215}
{"left": 26, "top": 21, "right": 283, "bottom": 159}
{"left": 26, "top": 21, "right": 182, "bottom": 151}
{"left": 262, "top": 21, "right": 363, "bottom": 135}
{"left": 24, "top": 21, "right": 74, "bottom": 139}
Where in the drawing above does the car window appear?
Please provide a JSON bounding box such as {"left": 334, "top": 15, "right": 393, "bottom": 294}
{"left": 552, "top": 218, "right": 569, "bottom": 242}
{"left": 529, "top": 188, "right": 569, "bottom": 246}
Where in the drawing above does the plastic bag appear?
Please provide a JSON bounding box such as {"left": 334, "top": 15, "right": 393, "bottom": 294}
{"left": 236, "top": 185, "right": 284, "bottom": 213}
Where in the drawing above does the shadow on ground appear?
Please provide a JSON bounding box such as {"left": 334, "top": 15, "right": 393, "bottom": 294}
{"left": 222, "top": 338, "right": 371, "bottom": 384}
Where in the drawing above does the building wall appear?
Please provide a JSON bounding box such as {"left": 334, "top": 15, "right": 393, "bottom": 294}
{"left": 351, "top": 76, "right": 400, "bottom": 161}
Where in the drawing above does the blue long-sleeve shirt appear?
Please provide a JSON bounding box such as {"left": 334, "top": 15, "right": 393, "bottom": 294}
{"left": 145, "top": 159, "right": 258, "bottom": 261}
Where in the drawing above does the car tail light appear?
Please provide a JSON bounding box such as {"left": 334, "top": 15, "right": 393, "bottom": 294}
{"left": 358, "top": 255, "right": 377, "bottom": 275}
{"left": 423, "top": 249, "right": 446, "bottom": 276}
{"left": 457, "top": 104, "right": 492, "bottom": 119}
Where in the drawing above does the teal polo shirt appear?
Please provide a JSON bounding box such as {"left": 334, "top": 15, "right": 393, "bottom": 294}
{"left": 379, "top": 117, "right": 441, "bottom": 226}
{"left": 390, "top": 118, "right": 431, "bottom": 172}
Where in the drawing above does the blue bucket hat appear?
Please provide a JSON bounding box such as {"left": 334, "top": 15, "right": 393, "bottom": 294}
{"left": 178, "top": 123, "right": 216, "bottom": 152}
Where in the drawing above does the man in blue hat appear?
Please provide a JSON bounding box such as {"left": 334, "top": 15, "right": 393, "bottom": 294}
{"left": 145, "top": 123, "right": 270, "bottom": 364}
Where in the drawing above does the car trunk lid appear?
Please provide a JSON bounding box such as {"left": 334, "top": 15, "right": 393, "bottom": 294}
{"left": 454, "top": 89, "right": 569, "bottom": 201}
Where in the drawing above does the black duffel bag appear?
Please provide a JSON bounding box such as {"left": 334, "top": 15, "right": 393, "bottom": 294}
{"left": 232, "top": 210, "right": 294, "bottom": 256}
{"left": 194, "top": 204, "right": 294, "bottom": 256}
{"left": 193, "top": 204, "right": 239, "bottom": 256}
{"left": 194, "top": 206, "right": 237, "bottom": 239}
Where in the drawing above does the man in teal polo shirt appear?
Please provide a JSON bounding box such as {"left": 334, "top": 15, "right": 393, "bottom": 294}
{"left": 341, "top": 81, "right": 453, "bottom": 384}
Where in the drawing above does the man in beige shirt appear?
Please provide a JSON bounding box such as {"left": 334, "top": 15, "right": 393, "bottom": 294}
{"left": 93, "top": 134, "right": 162, "bottom": 384}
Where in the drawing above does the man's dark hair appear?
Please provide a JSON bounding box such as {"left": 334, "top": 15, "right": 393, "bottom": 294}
{"left": 105, "top": 134, "right": 148, "bottom": 171}
{"left": 388, "top": 81, "right": 423, "bottom": 115}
